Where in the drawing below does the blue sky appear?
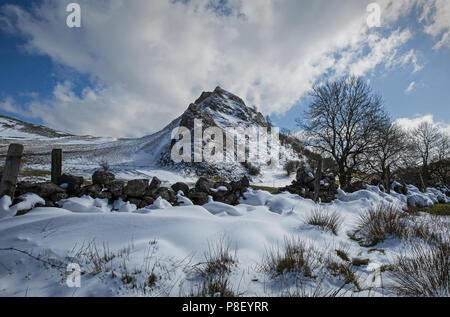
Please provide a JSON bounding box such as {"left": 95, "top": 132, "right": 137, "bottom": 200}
{"left": 0, "top": 0, "right": 449, "bottom": 137}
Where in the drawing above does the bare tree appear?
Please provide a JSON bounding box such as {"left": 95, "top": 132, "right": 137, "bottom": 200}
{"left": 298, "top": 76, "right": 388, "bottom": 189}
{"left": 411, "top": 122, "right": 441, "bottom": 187}
{"left": 365, "top": 122, "right": 407, "bottom": 193}
{"left": 430, "top": 133, "right": 450, "bottom": 185}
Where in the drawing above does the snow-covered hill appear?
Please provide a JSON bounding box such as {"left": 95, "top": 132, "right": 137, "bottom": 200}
{"left": 0, "top": 115, "right": 73, "bottom": 140}
{"left": 1, "top": 88, "right": 307, "bottom": 185}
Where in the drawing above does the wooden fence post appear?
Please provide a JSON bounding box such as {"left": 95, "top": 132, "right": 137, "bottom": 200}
{"left": 0, "top": 144, "right": 24, "bottom": 198}
{"left": 313, "top": 158, "right": 322, "bottom": 203}
{"left": 419, "top": 172, "right": 426, "bottom": 193}
{"left": 51, "top": 149, "right": 62, "bottom": 184}
{"left": 384, "top": 166, "right": 391, "bottom": 194}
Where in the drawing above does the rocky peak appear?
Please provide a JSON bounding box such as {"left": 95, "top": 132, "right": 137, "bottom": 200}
{"left": 181, "top": 86, "right": 268, "bottom": 131}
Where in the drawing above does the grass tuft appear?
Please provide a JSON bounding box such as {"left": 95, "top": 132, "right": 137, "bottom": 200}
{"left": 353, "top": 204, "right": 408, "bottom": 246}
{"left": 261, "top": 237, "right": 321, "bottom": 278}
{"left": 335, "top": 249, "right": 350, "bottom": 262}
{"left": 305, "top": 207, "right": 343, "bottom": 236}
{"left": 387, "top": 239, "right": 449, "bottom": 297}
{"left": 190, "top": 236, "right": 239, "bottom": 297}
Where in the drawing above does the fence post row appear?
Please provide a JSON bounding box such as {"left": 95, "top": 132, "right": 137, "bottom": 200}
{"left": 0, "top": 144, "right": 24, "bottom": 198}
{"left": 51, "top": 149, "right": 63, "bottom": 185}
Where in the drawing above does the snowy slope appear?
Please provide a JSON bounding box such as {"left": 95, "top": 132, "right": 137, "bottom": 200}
{"left": 1, "top": 88, "right": 306, "bottom": 185}
{"left": 0, "top": 115, "right": 72, "bottom": 140}
{"left": 0, "top": 184, "right": 448, "bottom": 297}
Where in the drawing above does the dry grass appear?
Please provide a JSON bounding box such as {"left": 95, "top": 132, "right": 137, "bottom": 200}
{"left": 387, "top": 239, "right": 449, "bottom": 297}
{"left": 353, "top": 204, "right": 409, "bottom": 246}
{"left": 305, "top": 207, "right": 343, "bottom": 236}
{"left": 189, "top": 236, "right": 239, "bottom": 297}
{"left": 195, "top": 237, "right": 237, "bottom": 277}
{"left": 325, "top": 260, "right": 362, "bottom": 292}
{"left": 335, "top": 249, "right": 350, "bottom": 262}
{"left": 189, "top": 274, "right": 239, "bottom": 297}
{"left": 261, "top": 237, "right": 322, "bottom": 278}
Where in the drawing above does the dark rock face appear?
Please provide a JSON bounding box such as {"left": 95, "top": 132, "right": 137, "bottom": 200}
{"left": 81, "top": 184, "right": 103, "bottom": 197}
{"left": 393, "top": 183, "right": 408, "bottom": 195}
{"left": 16, "top": 181, "right": 65, "bottom": 199}
{"left": 171, "top": 182, "right": 189, "bottom": 196}
{"left": 158, "top": 87, "right": 271, "bottom": 179}
{"left": 187, "top": 190, "right": 209, "bottom": 205}
{"left": 106, "top": 181, "right": 125, "bottom": 198}
{"left": 50, "top": 192, "right": 69, "bottom": 202}
{"left": 279, "top": 167, "right": 338, "bottom": 203}
{"left": 195, "top": 177, "right": 214, "bottom": 195}
{"left": 221, "top": 192, "right": 240, "bottom": 205}
{"left": 57, "top": 174, "right": 84, "bottom": 196}
{"left": 97, "top": 191, "right": 113, "bottom": 200}
{"left": 143, "top": 196, "right": 155, "bottom": 206}
{"left": 154, "top": 187, "right": 177, "bottom": 203}
{"left": 296, "top": 168, "right": 315, "bottom": 185}
{"left": 127, "top": 197, "right": 150, "bottom": 209}
{"left": 149, "top": 177, "right": 161, "bottom": 190}
{"left": 124, "top": 179, "right": 149, "bottom": 198}
{"left": 343, "top": 181, "right": 367, "bottom": 193}
{"left": 211, "top": 182, "right": 230, "bottom": 199}
{"left": 13, "top": 168, "right": 252, "bottom": 210}
{"left": 92, "top": 171, "right": 115, "bottom": 186}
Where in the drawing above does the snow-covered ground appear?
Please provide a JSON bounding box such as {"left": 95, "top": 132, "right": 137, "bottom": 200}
{"left": 0, "top": 183, "right": 448, "bottom": 297}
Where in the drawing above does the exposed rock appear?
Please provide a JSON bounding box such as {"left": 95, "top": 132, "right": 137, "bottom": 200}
{"left": 16, "top": 181, "right": 65, "bottom": 199}
{"left": 279, "top": 168, "right": 338, "bottom": 203}
{"left": 45, "top": 200, "right": 56, "bottom": 208}
{"left": 171, "top": 182, "right": 189, "bottom": 196}
{"left": 239, "top": 176, "right": 250, "bottom": 189}
{"left": 127, "top": 198, "right": 147, "bottom": 209}
{"left": 106, "top": 181, "right": 125, "bottom": 198}
{"left": 187, "top": 190, "right": 209, "bottom": 205}
{"left": 143, "top": 196, "right": 155, "bottom": 206}
{"left": 296, "top": 168, "right": 315, "bottom": 185}
{"left": 92, "top": 171, "right": 115, "bottom": 186}
{"left": 149, "top": 177, "right": 161, "bottom": 190}
{"left": 393, "top": 183, "right": 408, "bottom": 195}
{"left": 344, "top": 181, "right": 367, "bottom": 193}
{"left": 195, "top": 177, "right": 214, "bottom": 195}
{"left": 124, "top": 179, "right": 149, "bottom": 198}
{"left": 229, "top": 176, "right": 250, "bottom": 196}
{"left": 220, "top": 192, "right": 240, "bottom": 205}
{"left": 81, "top": 184, "right": 103, "bottom": 197}
{"left": 50, "top": 192, "right": 69, "bottom": 202}
{"left": 57, "top": 174, "right": 84, "bottom": 196}
{"left": 96, "top": 191, "right": 113, "bottom": 201}
{"left": 154, "top": 187, "right": 177, "bottom": 203}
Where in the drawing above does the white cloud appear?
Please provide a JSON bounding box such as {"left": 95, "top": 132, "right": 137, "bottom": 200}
{"left": 419, "top": 0, "right": 450, "bottom": 50}
{"left": 0, "top": 97, "right": 19, "bottom": 115}
{"left": 395, "top": 114, "right": 450, "bottom": 135}
{"left": 0, "top": 0, "right": 439, "bottom": 137}
{"left": 404, "top": 81, "right": 416, "bottom": 94}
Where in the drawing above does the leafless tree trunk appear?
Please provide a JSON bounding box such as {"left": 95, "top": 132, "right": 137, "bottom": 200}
{"left": 411, "top": 122, "right": 441, "bottom": 187}
{"left": 314, "top": 158, "right": 322, "bottom": 203}
{"left": 298, "top": 76, "right": 388, "bottom": 190}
